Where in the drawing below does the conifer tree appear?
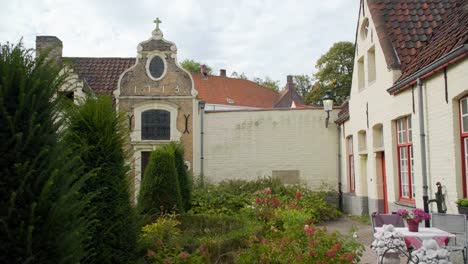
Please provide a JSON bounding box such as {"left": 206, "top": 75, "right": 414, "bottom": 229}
{"left": 0, "top": 43, "right": 88, "bottom": 263}
{"left": 63, "top": 96, "right": 137, "bottom": 264}
{"left": 138, "top": 147, "right": 183, "bottom": 215}
{"left": 165, "top": 142, "right": 192, "bottom": 211}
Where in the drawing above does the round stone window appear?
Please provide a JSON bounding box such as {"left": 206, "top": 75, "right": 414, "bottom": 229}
{"left": 147, "top": 55, "right": 166, "bottom": 80}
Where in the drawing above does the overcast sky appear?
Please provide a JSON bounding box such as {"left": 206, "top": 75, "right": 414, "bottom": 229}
{"left": 0, "top": 0, "right": 359, "bottom": 87}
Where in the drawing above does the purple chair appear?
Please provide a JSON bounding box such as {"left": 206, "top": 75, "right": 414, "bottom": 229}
{"left": 371, "top": 212, "right": 405, "bottom": 232}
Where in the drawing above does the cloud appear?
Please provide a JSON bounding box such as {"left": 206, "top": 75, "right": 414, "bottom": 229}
{"left": 0, "top": 0, "right": 358, "bottom": 87}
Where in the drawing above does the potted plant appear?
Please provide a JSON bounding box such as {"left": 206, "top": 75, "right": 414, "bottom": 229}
{"left": 456, "top": 198, "right": 468, "bottom": 216}
{"left": 396, "top": 208, "right": 431, "bottom": 232}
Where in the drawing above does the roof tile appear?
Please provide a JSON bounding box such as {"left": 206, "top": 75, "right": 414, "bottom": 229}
{"left": 368, "top": 0, "right": 461, "bottom": 72}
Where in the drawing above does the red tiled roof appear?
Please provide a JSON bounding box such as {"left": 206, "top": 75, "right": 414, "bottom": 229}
{"left": 367, "top": 0, "right": 460, "bottom": 73}
{"left": 273, "top": 81, "right": 305, "bottom": 108}
{"left": 192, "top": 73, "right": 281, "bottom": 108}
{"left": 66, "top": 57, "right": 304, "bottom": 108}
{"left": 65, "top": 57, "right": 136, "bottom": 94}
{"left": 398, "top": 0, "right": 468, "bottom": 81}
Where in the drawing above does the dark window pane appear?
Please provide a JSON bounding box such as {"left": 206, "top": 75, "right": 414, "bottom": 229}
{"left": 141, "top": 151, "right": 151, "bottom": 179}
{"left": 149, "top": 56, "right": 165, "bottom": 79}
{"left": 141, "top": 109, "right": 170, "bottom": 140}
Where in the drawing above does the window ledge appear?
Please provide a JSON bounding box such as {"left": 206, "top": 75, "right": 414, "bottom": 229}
{"left": 373, "top": 146, "right": 385, "bottom": 152}
{"left": 394, "top": 200, "right": 416, "bottom": 208}
{"left": 131, "top": 140, "right": 179, "bottom": 145}
{"left": 358, "top": 150, "right": 368, "bottom": 155}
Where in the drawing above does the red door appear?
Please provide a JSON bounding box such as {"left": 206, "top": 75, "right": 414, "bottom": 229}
{"left": 381, "top": 152, "right": 388, "bottom": 213}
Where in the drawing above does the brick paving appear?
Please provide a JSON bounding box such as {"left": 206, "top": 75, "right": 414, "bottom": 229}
{"left": 321, "top": 216, "right": 376, "bottom": 263}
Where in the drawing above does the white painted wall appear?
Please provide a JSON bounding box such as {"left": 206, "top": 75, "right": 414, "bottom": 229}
{"left": 203, "top": 108, "right": 340, "bottom": 189}
{"left": 341, "top": 0, "right": 468, "bottom": 214}
{"left": 204, "top": 103, "right": 259, "bottom": 111}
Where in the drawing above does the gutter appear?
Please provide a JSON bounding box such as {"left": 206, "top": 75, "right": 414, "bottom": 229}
{"left": 417, "top": 79, "right": 430, "bottom": 228}
{"left": 337, "top": 125, "right": 343, "bottom": 211}
{"left": 387, "top": 44, "right": 468, "bottom": 95}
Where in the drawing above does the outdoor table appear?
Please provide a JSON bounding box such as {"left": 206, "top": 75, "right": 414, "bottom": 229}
{"left": 374, "top": 227, "right": 456, "bottom": 249}
{"left": 374, "top": 227, "right": 456, "bottom": 263}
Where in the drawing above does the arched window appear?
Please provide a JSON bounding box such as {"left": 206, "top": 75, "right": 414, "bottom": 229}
{"left": 141, "top": 109, "right": 170, "bottom": 140}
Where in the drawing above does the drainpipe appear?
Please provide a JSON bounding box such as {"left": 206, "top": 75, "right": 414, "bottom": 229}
{"left": 337, "top": 125, "right": 343, "bottom": 211}
{"left": 198, "top": 101, "right": 206, "bottom": 187}
{"left": 417, "top": 78, "right": 430, "bottom": 227}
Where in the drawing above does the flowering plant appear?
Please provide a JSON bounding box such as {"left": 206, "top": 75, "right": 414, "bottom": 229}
{"left": 397, "top": 208, "right": 431, "bottom": 223}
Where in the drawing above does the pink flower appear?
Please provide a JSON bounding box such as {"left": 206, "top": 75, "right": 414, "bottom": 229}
{"left": 255, "top": 197, "right": 261, "bottom": 204}
{"left": 179, "top": 251, "right": 189, "bottom": 259}
{"left": 304, "top": 224, "right": 314, "bottom": 236}
{"left": 295, "top": 191, "right": 302, "bottom": 199}
{"left": 198, "top": 244, "right": 205, "bottom": 253}
{"left": 264, "top": 187, "right": 271, "bottom": 195}
{"left": 272, "top": 197, "right": 280, "bottom": 208}
{"left": 326, "top": 249, "right": 336, "bottom": 258}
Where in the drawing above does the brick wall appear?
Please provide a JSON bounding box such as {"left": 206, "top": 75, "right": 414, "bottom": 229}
{"left": 203, "top": 108, "right": 340, "bottom": 189}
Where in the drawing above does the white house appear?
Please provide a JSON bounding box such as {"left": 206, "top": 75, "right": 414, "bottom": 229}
{"left": 337, "top": 0, "right": 468, "bottom": 215}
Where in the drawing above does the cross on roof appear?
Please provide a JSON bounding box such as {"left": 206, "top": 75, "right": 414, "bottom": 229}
{"left": 154, "top": 18, "right": 162, "bottom": 30}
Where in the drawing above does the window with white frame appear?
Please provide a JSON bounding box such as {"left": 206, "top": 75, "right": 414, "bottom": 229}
{"left": 347, "top": 136, "right": 355, "bottom": 193}
{"left": 396, "top": 116, "right": 414, "bottom": 201}
{"left": 141, "top": 109, "right": 170, "bottom": 140}
{"left": 460, "top": 97, "right": 468, "bottom": 196}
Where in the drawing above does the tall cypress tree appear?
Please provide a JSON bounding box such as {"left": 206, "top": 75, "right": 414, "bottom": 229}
{"left": 138, "top": 147, "right": 183, "bottom": 216}
{"left": 0, "top": 43, "right": 89, "bottom": 263}
{"left": 63, "top": 96, "right": 137, "bottom": 264}
{"left": 165, "top": 142, "right": 192, "bottom": 211}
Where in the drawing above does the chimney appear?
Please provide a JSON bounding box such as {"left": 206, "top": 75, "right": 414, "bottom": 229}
{"left": 36, "top": 36, "right": 63, "bottom": 63}
{"left": 286, "top": 75, "right": 295, "bottom": 90}
{"left": 220, "top": 69, "right": 226, "bottom": 77}
{"left": 200, "top": 64, "right": 208, "bottom": 79}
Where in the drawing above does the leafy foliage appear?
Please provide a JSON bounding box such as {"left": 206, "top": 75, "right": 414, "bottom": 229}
{"left": 0, "top": 42, "right": 89, "bottom": 263}
{"left": 305, "top": 41, "right": 355, "bottom": 106}
{"left": 252, "top": 76, "right": 280, "bottom": 91}
{"left": 63, "top": 96, "right": 137, "bottom": 264}
{"left": 138, "top": 147, "right": 184, "bottom": 215}
{"left": 139, "top": 214, "right": 207, "bottom": 264}
{"left": 180, "top": 59, "right": 212, "bottom": 75}
{"left": 139, "top": 179, "right": 361, "bottom": 263}
{"left": 293, "top": 74, "right": 313, "bottom": 99}
{"left": 230, "top": 71, "right": 248, "bottom": 79}
{"left": 236, "top": 187, "right": 363, "bottom": 263}
{"left": 164, "top": 142, "right": 192, "bottom": 211}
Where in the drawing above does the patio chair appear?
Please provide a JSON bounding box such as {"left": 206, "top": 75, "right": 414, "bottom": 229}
{"left": 431, "top": 213, "right": 467, "bottom": 264}
{"left": 371, "top": 212, "right": 405, "bottom": 232}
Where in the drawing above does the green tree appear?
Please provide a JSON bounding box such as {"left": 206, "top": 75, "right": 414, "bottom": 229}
{"left": 180, "top": 59, "right": 212, "bottom": 74}
{"left": 63, "top": 96, "right": 137, "bottom": 264}
{"left": 293, "top": 74, "right": 313, "bottom": 99}
{"left": 306, "top": 41, "right": 355, "bottom": 105}
{"left": 253, "top": 76, "right": 280, "bottom": 91}
{"left": 164, "top": 142, "right": 192, "bottom": 211}
{"left": 0, "top": 43, "right": 89, "bottom": 263}
{"left": 138, "top": 147, "right": 183, "bottom": 216}
{"left": 231, "top": 71, "right": 248, "bottom": 79}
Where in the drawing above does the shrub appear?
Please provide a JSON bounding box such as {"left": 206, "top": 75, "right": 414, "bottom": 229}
{"left": 0, "top": 43, "right": 89, "bottom": 263}
{"left": 63, "top": 96, "right": 137, "bottom": 263}
{"left": 138, "top": 147, "right": 183, "bottom": 215}
{"left": 190, "top": 184, "right": 251, "bottom": 216}
{"left": 164, "top": 142, "right": 192, "bottom": 211}
{"left": 139, "top": 214, "right": 207, "bottom": 264}
{"left": 456, "top": 198, "right": 468, "bottom": 207}
{"left": 236, "top": 223, "right": 364, "bottom": 263}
